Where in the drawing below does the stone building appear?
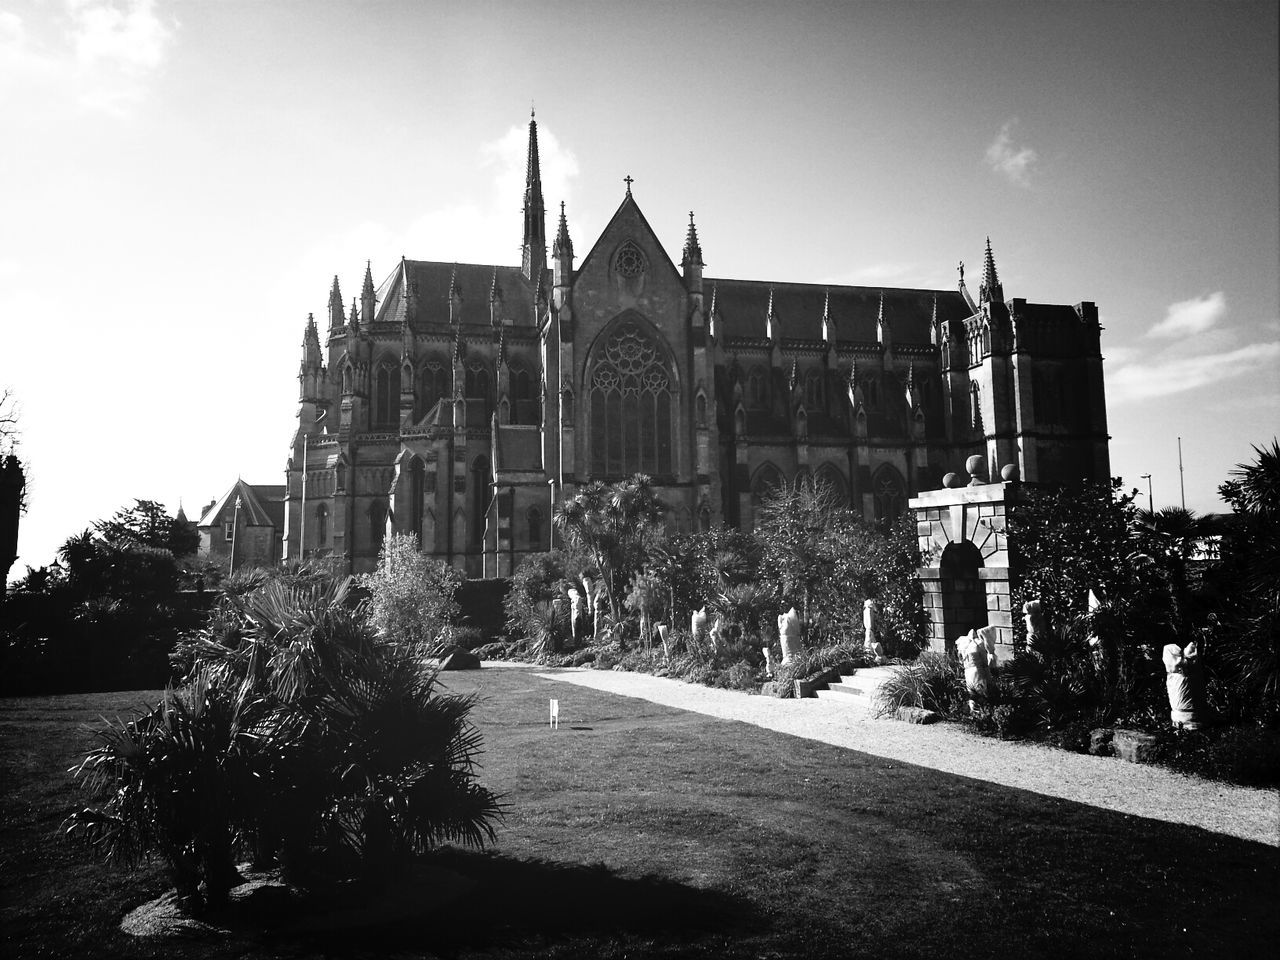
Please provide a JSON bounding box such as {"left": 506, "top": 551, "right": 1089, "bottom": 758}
{"left": 284, "top": 113, "right": 1110, "bottom": 576}
{"left": 197, "top": 479, "right": 286, "bottom": 571}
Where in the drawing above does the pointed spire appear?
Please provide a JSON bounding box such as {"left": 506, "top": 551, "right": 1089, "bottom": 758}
{"left": 351, "top": 296, "right": 359, "bottom": 324}
{"left": 490, "top": 265, "right": 501, "bottom": 302}
{"left": 361, "top": 260, "right": 376, "bottom": 324}
{"left": 328, "top": 275, "right": 344, "bottom": 329}
{"left": 552, "top": 200, "right": 574, "bottom": 260}
{"left": 876, "top": 290, "right": 891, "bottom": 352}
{"left": 707, "top": 283, "right": 719, "bottom": 340}
{"left": 681, "top": 211, "right": 703, "bottom": 267}
{"left": 980, "top": 236, "right": 1003, "bottom": 305}
{"left": 766, "top": 286, "right": 777, "bottom": 340}
{"left": 789, "top": 358, "right": 798, "bottom": 393}
{"left": 521, "top": 111, "right": 546, "bottom": 280}
{"left": 822, "top": 287, "right": 836, "bottom": 342}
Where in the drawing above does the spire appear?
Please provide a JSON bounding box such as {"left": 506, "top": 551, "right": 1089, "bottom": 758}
{"left": 361, "top": 259, "right": 376, "bottom": 323}
{"left": 681, "top": 211, "right": 703, "bottom": 267}
{"left": 328, "top": 275, "right": 344, "bottom": 330}
{"left": 930, "top": 293, "right": 939, "bottom": 345}
{"left": 979, "top": 236, "right": 1003, "bottom": 305}
{"left": 552, "top": 200, "right": 574, "bottom": 260}
{"left": 876, "top": 290, "right": 891, "bottom": 353}
{"left": 707, "top": 283, "right": 719, "bottom": 339}
{"left": 521, "top": 111, "right": 546, "bottom": 281}
{"left": 789, "top": 358, "right": 798, "bottom": 393}
{"left": 822, "top": 287, "right": 835, "bottom": 342}
{"left": 490, "top": 265, "right": 501, "bottom": 302}
{"left": 766, "top": 287, "right": 777, "bottom": 340}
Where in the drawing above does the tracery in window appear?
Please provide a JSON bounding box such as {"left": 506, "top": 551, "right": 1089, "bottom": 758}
{"left": 589, "top": 320, "right": 675, "bottom": 477}
{"left": 417, "top": 362, "right": 448, "bottom": 419}
{"left": 746, "top": 366, "right": 768, "bottom": 410}
{"left": 872, "top": 464, "right": 906, "bottom": 522}
{"left": 614, "top": 241, "right": 646, "bottom": 278}
{"left": 374, "top": 365, "right": 401, "bottom": 427}
{"left": 804, "top": 369, "right": 824, "bottom": 410}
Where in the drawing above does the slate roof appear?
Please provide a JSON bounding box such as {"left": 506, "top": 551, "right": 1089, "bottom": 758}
{"left": 707, "top": 280, "right": 970, "bottom": 344}
{"left": 373, "top": 261, "right": 548, "bottom": 327}
{"left": 198, "top": 480, "right": 285, "bottom": 529}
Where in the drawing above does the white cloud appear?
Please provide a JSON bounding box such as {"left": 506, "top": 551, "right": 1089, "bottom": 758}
{"left": 985, "top": 119, "right": 1038, "bottom": 186}
{"left": 1108, "top": 341, "right": 1280, "bottom": 402}
{"left": 0, "top": 1, "right": 176, "bottom": 115}
{"left": 1147, "top": 291, "right": 1226, "bottom": 339}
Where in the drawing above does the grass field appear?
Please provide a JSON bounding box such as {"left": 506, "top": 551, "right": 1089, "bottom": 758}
{"left": 2, "top": 667, "right": 1278, "bottom": 959}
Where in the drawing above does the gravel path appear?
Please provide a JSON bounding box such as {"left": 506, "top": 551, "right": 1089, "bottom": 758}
{"left": 524, "top": 665, "right": 1280, "bottom": 848}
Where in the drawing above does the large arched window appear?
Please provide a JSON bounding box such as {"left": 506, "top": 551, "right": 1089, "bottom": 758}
{"left": 816, "top": 463, "right": 848, "bottom": 505}
{"left": 374, "top": 365, "right": 400, "bottom": 428}
{"left": 417, "top": 362, "right": 448, "bottom": 419}
{"left": 589, "top": 319, "right": 675, "bottom": 478}
{"left": 751, "top": 463, "right": 785, "bottom": 508}
{"left": 746, "top": 367, "right": 768, "bottom": 410}
{"left": 872, "top": 463, "right": 906, "bottom": 522}
{"left": 471, "top": 457, "right": 492, "bottom": 545}
{"left": 804, "top": 369, "right": 824, "bottom": 411}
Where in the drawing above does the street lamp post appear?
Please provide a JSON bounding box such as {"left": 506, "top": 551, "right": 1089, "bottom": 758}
{"left": 1140, "top": 474, "right": 1153, "bottom": 513}
{"left": 229, "top": 494, "right": 242, "bottom": 576}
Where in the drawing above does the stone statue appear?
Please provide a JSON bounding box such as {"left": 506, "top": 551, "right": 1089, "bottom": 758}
{"left": 778, "top": 607, "right": 803, "bottom": 665}
{"left": 1022, "top": 600, "right": 1046, "bottom": 643}
{"left": 567, "top": 586, "right": 583, "bottom": 642}
{"left": 581, "top": 575, "right": 601, "bottom": 639}
{"left": 656, "top": 623, "right": 670, "bottom": 659}
{"left": 1162, "top": 641, "right": 1200, "bottom": 729}
{"left": 762, "top": 646, "right": 777, "bottom": 678}
{"left": 956, "top": 629, "right": 993, "bottom": 707}
{"left": 862, "top": 599, "right": 885, "bottom": 660}
{"left": 691, "top": 607, "right": 708, "bottom": 644}
{"left": 708, "top": 616, "right": 725, "bottom": 656}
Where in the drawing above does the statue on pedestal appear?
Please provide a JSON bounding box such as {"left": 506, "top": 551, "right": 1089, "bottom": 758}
{"left": 1162, "top": 641, "right": 1201, "bottom": 729}
{"left": 863, "top": 598, "right": 885, "bottom": 661}
{"left": 567, "top": 586, "right": 583, "bottom": 643}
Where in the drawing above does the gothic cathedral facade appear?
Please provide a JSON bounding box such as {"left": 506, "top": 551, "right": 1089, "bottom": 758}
{"left": 285, "top": 115, "right": 1110, "bottom": 576}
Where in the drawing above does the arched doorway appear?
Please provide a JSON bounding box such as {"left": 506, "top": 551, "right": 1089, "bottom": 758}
{"left": 939, "top": 540, "right": 987, "bottom": 649}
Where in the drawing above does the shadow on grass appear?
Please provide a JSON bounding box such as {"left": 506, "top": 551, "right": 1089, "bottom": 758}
{"left": 266, "top": 849, "right": 760, "bottom": 953}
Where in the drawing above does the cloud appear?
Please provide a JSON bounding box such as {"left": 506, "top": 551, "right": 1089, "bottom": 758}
{"left": 985, "top": 119, "right": 1038, "bottom": 186}
{"left": 0, "top": 1, "right": 176, "bottom": 115}
{"left": 1147, "top": 291, "right": 1226, "bottom": 339}
{"left": 822, "top": 263, "right": 954, "bottom": 290}
{"left": 1108, "top": 341, "right": 1280, "bottom": 402}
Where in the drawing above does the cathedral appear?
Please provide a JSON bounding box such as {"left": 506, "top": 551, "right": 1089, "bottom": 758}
{"left": 284, "top": 114, "right": 1110, "bottom": 576}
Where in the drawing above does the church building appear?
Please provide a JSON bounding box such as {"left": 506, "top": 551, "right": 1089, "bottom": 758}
{"left": 285, "top": 114, "right": 1110, "bottom": 576}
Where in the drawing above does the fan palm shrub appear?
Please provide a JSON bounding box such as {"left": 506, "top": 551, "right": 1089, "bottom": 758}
{"left": 65, "top": 570, "right": 501, "bottom": 913}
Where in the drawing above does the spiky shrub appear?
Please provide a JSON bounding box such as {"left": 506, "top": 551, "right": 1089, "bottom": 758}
{"left": 872, "top": 651, "right": 965, "bottom": 718}
{"left": 65, "top": 571, "right": 501, "bottom": 913}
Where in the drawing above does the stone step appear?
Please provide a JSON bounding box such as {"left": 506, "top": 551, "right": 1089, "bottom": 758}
{"left": 814, "top": 665, "right": 901, "bottom": 708}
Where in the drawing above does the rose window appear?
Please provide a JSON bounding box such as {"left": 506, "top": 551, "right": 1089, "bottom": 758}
{"left": 614, "top": 242, "right": 646, "bottom": 279}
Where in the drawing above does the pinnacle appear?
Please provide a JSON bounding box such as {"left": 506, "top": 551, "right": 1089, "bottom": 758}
{"left": 682, "top": 210, "right": 703, "bottom": 266}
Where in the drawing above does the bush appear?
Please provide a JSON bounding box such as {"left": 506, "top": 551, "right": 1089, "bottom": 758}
{"left": 359, "top": 533, "right": 462, "bottom": 655}
{"left": 873, "top": 651, "right": 965, "bottom": 718}
{"left": 64, "top": 571, "right": 501, "bottom": 914}
{"left": 1152, "top": 725, "right": 1280, "bottom": 787}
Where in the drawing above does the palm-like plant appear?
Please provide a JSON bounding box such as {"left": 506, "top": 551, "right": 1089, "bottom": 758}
{"left": 554, "top": 474, "right": 666, "bottom": 623}
{"left": 65, "top": 570, "right": 502, "bottom": 912}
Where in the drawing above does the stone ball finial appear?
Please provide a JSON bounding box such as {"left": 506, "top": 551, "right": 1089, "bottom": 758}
{"left": 1000, "top": 463, "right": 1020, "bottom": 482}
{"left": 942, "top": 472, "right": 961, "bottom": 489}
{"left": 965, "top": 455, "right": 987, "bottom": 485}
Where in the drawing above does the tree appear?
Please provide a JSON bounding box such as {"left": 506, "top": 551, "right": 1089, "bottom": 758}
{"left": 554, "top": 474, "right": 666, "bottom": 622}
{"left": 96, "top": 499, "right": 199, "bottom": 557}
{"left": 358, "top": 533, "right": 463, "bottom": 654}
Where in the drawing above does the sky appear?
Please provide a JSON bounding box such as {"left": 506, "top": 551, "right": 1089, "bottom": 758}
{"left": 3, "top": 0, "right": 1277, "bottom": 579}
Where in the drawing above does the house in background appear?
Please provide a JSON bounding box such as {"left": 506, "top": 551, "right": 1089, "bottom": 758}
{"left": 197, "top": 479, "right": 286, "bottom": 571}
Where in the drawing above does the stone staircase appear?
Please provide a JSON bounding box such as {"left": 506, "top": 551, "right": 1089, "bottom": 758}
{"left": 813, "top": 665, "right": 900, "bottom": 712}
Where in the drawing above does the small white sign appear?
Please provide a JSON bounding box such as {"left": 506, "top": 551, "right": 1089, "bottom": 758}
{"left": 549, "top": 698, "right": 560, "bottom": 729}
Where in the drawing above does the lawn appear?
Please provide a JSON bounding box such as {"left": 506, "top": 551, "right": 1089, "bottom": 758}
{"left": 2, "top": 668, "right": 1277, "bottom": 959}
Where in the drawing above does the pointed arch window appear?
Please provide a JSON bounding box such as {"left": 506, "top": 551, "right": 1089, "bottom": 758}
{"left": 465, "top": 364, "right": 492, "bottom": 415}
{"left": 374, "top": 365, "right": 401, "bottom": 428}
{"left": 751, "top": 463, "right": 785, "bottom": 507}
{"left": 746, "top": 367, "right": 768, "bottom": 410}
{"left": 589, "top": 320, "right": 675, "bottom": 478}
{"left": 804, "top": 369, "right": 824, "bottom": 411}
{"left": 417, "top": 362, "right": 448, "bottom": 419}
{"left": 471, "top": 457, "right": 492, "bottom": 545}
{"left": 872, "top": 464, "right": 906, "bottom": 522}
{"left": 512, "top": 367, "right": 533, "bottom": 424}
